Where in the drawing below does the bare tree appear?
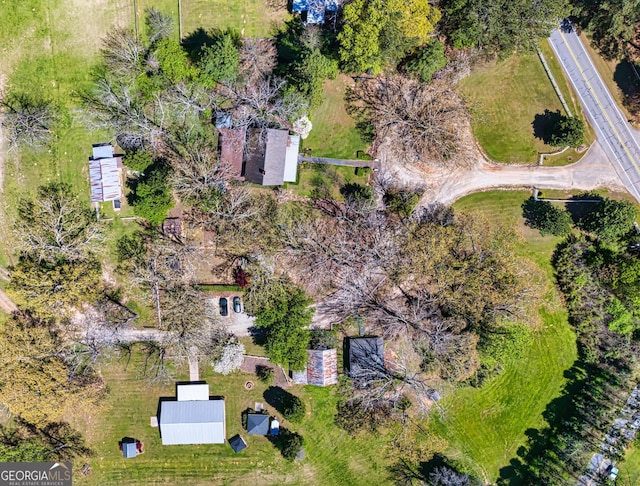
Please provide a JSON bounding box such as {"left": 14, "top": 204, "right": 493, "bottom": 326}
{"left": 239, "top": 38, "right": 277, "bottom": 83}
{"left": 222, "top": 76, "right": 308, "bottom": 130}
{"left": 168, "top": 139, "right": 230, "bottom": 205}
{"left": 15, "top": 182, "right": 103, "bottom": 263}
{"left": 118, "top": 230, "right": 199, "bottom": 327}
{"left": 0, "top": 92, "right": 57, "bottom": 151}
{"left": 80, "top": 73, "right": 166, "bottom": 150}
{"left": 346, "top": 76, "right": 467, "bottom": 164}
{"left": 145, "top": 8, "right": 175, "bottom": 45}
{"left": 100, "top": 29, "right": 145, "bottom": 78}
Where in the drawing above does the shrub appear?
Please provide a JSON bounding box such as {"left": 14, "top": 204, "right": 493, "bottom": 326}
{"left": 384, "top": 189, "right": 421, "bottom": 217}
{"left": 521, "top": 198, "right": 573, "bottom": 236}
{"left": 233, "top": 267, "right": 250, "bottom": 288}
{"left": 279, "top": 429, "right": 304, "bottom": 461}
{"left": 309, "top": 330, "right": 337, "bottom": 350}
{"left": 282, "top": 395, "right": 306, "bottom": 423}
{"left": 256, "top": 365, "right": 275, "bottom": 385}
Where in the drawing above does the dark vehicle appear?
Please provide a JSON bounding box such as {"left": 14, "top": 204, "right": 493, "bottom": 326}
{"left": 233, "top": 296, "right": 242, "bottom": 313}
{"left": 219, "top": 297, "right": 228, "bottom": 316}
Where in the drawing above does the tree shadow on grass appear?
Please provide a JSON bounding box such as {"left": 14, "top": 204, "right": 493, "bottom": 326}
{"left": 263, "top": 386, "right": 297, "bottom": 416}
{"left": 614, "top": 60, "right": 640, "bottom": 98}
{"left": 532, "top": 109, "right": 562, "bottom": 145}
{"left": 181, "top": 27, "right": 215, "bottom": 63}
{"left": 496, "top": 361, "right": 601, "bottom": 485}
{"left": 564, "top": 192, "right": 602, "bottom": 224}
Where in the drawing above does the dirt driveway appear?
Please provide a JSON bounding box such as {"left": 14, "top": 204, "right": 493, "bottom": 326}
{"left": 382, "top": 139, "right": 627, "bottom": 206}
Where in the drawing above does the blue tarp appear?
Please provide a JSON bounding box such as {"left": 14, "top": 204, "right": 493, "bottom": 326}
{"left": 292, "top": 0, "right": 308, "bottom": 13}
{"left": 307, "top": 3, "right": 325, "bottom": 24}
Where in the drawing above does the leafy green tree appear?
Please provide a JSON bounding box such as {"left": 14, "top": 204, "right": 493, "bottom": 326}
{"left": 154, "top": 38, "right": 197, "bottom": 83}
{"left": 521, "top": 198, "right": 573, "bottom": 236}
{"left": 0, "top": 441, "right": 49, "bottom": 462}
{"left": 123, "top": 149, "right": 154, "bottom": 172}
{"left": 0, "top": 313, "right": 101, "bottom": 427}
{"left": 129, "top": 165, "right": 175, "bottom": 225}
{"left": 550, "top": 115, "right": 585, "bottom": 148}
{"left": 404, "top": 40, "right": 448, "bottom": 82}
{"left": 253, "top": 285, "right": 312, "bottom": 371}
{"left": 577, "top": 197, "right": 637, "bottom": 242}
{"left": 292, "top": 49, "right": 338, "bottom": 108}
{"left": 338, "top": 0, "right": 385, "bottom": 73}
{"left": 338, "top": 0, "right": 439, "bottom": 72}
{"left": 282, "top": 395, "right": 306, "bottom": 423}
{"left": 384, "top": 189, "right": 421, "bottom": 217}
{"left": 573, "top": 0, "right": 640, "bottom": 60}
{"left": 199, "top": 29, "right": 241, "bottom": 85}
{"left": 9, "top": 256, "right": 102, "bottom": 319}
{"left": 278, "top": 429, "right": 304, "bottom": 461}
{"left": 440, "top": 0, "right": 568, "bottom": 55}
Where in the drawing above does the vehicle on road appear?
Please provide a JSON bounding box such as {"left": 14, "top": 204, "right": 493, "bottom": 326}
{"left": 219, "top": 298, "right": 228, "bottom": 316}
{"left": 233, "top": 296, "right": 242, "bottom": 313}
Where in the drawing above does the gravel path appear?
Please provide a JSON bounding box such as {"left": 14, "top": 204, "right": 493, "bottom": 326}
{"left": 381, "top": 140, "right": 625, "bottom": 207}
{"left": 0, "top": 289, "right": 17, "bottom": 314}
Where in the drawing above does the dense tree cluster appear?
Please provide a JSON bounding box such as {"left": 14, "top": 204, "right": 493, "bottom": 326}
{"left": 280, "top": 194, "right": 541, "bottom": 410}
{"left": 439, "top": 0, "right": 568, "bottom": 55}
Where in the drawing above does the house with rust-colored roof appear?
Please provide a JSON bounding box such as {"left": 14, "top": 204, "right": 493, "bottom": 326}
{"left": 88, "top": 143, "right": 123, "bottom": 205}
{"left": 292, "top": 349, "right": 338, "bottom": 386}
{"left": 218, "top": 128, "right": 246, "bottom": 181}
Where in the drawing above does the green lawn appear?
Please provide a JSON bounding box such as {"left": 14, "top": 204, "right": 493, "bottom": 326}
{"left": 303, "top": 75, "right": 368, "bottom": 159}
{"left": 618, "top": 442, "right": 640, "bottom": 485}
{"left": 0, "top": 0, "right": 131, "bottom": 265}
{"left": 285, "top": 163, "right": 370, "bottom": 199}
{"left": 73, "top": 346, "right": 390, "bottom": 485}
{"left": 181, "top": 0, "right": 290, "bottom": 38}
{"left": 430, "top": 191, "right": 578, "bottom": 483}
{"left": 458, "top": 48, "right": 592, "bottom": 165}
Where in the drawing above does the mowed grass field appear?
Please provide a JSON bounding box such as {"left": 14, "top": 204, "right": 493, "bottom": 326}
{"left": 72, "top": 346, "right": 390, "bottom": 485}
{"left": 303, "top": 75, "right": 368, "bottom": 159}
{"left": 458, "top": 47, "right": 592, "bottom": 165}
{"left": 429, "top": 191, "right": 578, "bottom": 483}
{"left": 181, "top": 0, "right": 290, "bottom": 38}
{"left": 0, "top": 0, "right": 132, "bottom": 266}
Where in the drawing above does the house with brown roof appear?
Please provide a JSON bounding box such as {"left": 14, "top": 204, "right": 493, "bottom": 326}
{"left": 243, "top": 129, "right": 299, "bottom": 186}
{"left": 218, "top": 128, "right": 246, "bottom": 181}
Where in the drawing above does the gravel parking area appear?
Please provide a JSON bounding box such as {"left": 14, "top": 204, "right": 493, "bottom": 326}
{"left": 205, "top": 296, "right": 255, "bottom": 337}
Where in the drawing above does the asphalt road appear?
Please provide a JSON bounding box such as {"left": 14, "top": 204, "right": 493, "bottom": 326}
{"left": 549, "top": 24, "right": 640, "bottom": 201}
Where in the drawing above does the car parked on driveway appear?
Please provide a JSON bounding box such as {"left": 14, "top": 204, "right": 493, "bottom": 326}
{"left": 219, "top": 297, "right": 228, "bottom": 316}
{"left": 233, "top": 296, "right": 242, "bottom": 313}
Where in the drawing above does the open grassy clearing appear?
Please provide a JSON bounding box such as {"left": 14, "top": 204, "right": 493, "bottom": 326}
{"left": 285, "top": 163, "right": 369, "bottom": 199}
{"left": 458, "top": 49, "right": 593, "bottom": 165}
{"left": 618, "top": 442, "right": 640, "bottom": 484}
{"left": 0, "top": 0, "right": 132, "bottom": 264}
{"left": 303, "top": 75, "right": 368, "bottom": 160}
{"left": 428, "top": 191, "right": 578, "bottom": 483}
{"left": 72, "top": 345, "right": 390, "bottom": 485}
{"left": 181, "top": 0, "right": 290, "bottom": 39}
